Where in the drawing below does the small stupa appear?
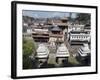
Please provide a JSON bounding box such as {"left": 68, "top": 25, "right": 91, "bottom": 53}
{"left": 36, "top": 44, "right": 49, "bottom": 59}
{"left": 56, "top": 43, "right": 70, "bottom": 64}
{"left": 78, "top": 43, "right": 90, "bottom": 57}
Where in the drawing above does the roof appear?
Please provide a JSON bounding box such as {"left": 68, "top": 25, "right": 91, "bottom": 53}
{"left": 70, "top": 31, "right": 88, "bottom": 34}
{"left": 61, "top": 17, "right": 68, "bottom": 20}
{"left": 51, "top": 25, "right": 62, "bottom": 31}
{"left": 55, "top": 23, "right": 68, "bottom": 26}
{"left": 84, "top": 24, "right": 91, "bottom": 29}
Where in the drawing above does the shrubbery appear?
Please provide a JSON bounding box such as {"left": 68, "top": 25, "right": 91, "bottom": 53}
{"left": 23, "top": 38, "right": 37, "bottom": 69}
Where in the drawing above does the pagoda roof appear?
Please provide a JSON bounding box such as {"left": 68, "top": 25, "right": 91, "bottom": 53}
{"left": 51, "top": 25, "right": 62, "bottom": 31}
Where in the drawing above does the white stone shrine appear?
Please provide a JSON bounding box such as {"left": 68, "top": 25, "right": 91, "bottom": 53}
{"left": 78, "top": 43, "right": 90, "bottom": 57}
{"left": 36, "top": 44, "right": 49, "bottom": 59}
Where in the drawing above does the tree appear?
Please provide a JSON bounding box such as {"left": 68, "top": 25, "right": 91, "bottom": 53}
{"left": 75, "top": 13, "right": 91, "bottom": 24}
{"left": 23, "top": 38, "right": 37, "bottom": 69}
{"left": 23, "top": 38, "right": 36, "bottom": 56}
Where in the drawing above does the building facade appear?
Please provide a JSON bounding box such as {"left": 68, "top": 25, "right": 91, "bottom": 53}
{"left": 69, "top": 31, "right": 91, "bottom": 44}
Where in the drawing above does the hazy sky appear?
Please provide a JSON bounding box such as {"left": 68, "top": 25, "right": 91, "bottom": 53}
{"left": 22, "top": 10, "right": 77, "bottom": 18}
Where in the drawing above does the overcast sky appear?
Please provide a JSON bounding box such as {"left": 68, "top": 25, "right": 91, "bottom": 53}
{"left": 22, "top": 10, "right": 77, "bottom": 18}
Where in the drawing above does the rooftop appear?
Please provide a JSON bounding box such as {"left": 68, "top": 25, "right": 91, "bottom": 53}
{"left": 51, "top": 25, "right": 62, "bottom": 31}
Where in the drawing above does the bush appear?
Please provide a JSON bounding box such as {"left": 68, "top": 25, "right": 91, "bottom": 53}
{"left": 23, "top": 38, "right": 36, "bottom": 56}
{"left": 23, "top": 38, "right": 37, "bottom": 69}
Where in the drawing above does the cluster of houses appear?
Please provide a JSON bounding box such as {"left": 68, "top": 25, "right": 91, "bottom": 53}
{"left": 23, "top": 16, "right": 91, "bottom": 65}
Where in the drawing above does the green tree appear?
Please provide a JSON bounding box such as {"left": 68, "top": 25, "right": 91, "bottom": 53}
{"left": 75, "top": 13, "right": 91, "bottom": 24}
{"left": 23, "top": 38, "right": 36, "bottom": 56}
{"left": 23, "top": 38, "right": 37, "bottom": 69}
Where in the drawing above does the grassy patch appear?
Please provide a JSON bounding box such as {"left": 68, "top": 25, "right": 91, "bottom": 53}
{"left": 68, "top": 56, "right": 80, "bottom": 65}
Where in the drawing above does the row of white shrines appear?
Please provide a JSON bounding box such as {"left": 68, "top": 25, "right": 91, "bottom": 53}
{"left": 35, "top": 43, "right": 90, "bottom": 60}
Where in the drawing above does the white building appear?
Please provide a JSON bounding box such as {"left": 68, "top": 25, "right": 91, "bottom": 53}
{"left": 23, "top": 23, "right": 28, "bottom": 27}
{"left": 78, "top": 43, "right": 90, "bottom": 57}
{"left": 27, "top": 28, "right": 33, "bottom": 33}
{"left": 68, "top": 24, "right": 84, "bottom": 33}
{"left": 69, "top": 31, "right": 91, "bottom": 44}
{"left": 33, "top": 28, "right": 49, "bottom": 33}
